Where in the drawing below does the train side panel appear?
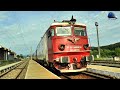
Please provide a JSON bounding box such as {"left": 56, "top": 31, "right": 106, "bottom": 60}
{"left": 37, "top": 32, "right": 48, "bottom": 62}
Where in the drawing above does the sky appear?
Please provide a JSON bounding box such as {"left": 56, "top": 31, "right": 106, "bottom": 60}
{"left": 0, "top": 11, "right": 120, "bottom": 55}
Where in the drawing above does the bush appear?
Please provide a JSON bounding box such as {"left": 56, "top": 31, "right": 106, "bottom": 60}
{"left": 0, "top": 60, "right": 19, "bottom": 67}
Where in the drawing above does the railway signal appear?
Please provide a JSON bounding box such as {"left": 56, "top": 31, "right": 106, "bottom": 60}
{"left": 95, "top": 22, "right": 101, "bottom": 58}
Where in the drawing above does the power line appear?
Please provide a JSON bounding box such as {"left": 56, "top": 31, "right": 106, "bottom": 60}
{"left": 12, "top": 11, "right": 30, "bottom": 54}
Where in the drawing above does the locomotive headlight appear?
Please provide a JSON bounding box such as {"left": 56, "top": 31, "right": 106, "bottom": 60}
{"left": 83, "top": 44, "right": 89, "bottom": 50}
{"left": 58, "top": 44, "right": 65, "bottom": 51}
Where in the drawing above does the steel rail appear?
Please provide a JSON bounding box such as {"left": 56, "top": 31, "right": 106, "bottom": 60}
{"left": 0, "top": 61, "right": 24, "bottom": 78}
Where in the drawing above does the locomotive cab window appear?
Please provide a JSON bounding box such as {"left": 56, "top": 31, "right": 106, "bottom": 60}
{"left": 56, "top": 27, "right": 71, "bottom": 36}
{"left": 48, "top": 31, "right": 51, "bottom": 38}
{"left": 74, "top": 27, "right": 86, "bottom": 36}
{"left": 51, "top": 29, "right": 54, "bottom": 36}
{"left": 48, "top": 29, "right": 54, "bottom": 38}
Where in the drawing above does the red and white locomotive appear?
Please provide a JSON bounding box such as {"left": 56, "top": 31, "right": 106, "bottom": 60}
{"left": 33, "top": 16, "right": 91, "bottom": 73}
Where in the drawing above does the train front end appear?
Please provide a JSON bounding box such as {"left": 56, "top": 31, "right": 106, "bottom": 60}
{"left": 49, "top": 18, "right": 90, "bottom": 73}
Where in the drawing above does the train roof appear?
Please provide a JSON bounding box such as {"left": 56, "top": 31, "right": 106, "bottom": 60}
{"left": 50, "top": 22, "right": 86, "bottom": 27}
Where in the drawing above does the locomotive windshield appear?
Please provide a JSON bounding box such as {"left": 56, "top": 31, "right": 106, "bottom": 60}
{"left": 56, "top": 27, "right": 71, "bottom": 36}
{"left": 74, "top": 27, "right": 86, "bottom": 36}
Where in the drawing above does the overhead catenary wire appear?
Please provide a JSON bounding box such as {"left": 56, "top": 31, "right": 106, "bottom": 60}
{"left": 12, "top": 11, "right": 30, "bottom": 55}
{"left": 0, "top": 12, "right": 31, "bottom": 55}
{"left": 0, "top": 13, "right": 21, "bottom": 54}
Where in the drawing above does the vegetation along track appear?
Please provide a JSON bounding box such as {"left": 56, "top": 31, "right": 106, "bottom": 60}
{"left": 0, "top": 60, "right": 29, "bottom": 79}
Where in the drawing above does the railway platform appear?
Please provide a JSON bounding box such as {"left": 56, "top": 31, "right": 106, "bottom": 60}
{"left": 25, "top": 60, "right": 61, "bottom": 79}
{"left": 87, "top": 65, "right": 120, "bottom": 79}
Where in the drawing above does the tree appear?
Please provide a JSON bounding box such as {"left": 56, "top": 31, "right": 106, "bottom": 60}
{"left": 17, "top": 55, "right": 20, "bottom": 58}
{"left": 20, "top": 54, "right": 24, "bottom": 58}
{"left": 103, "top": 49, "right": 111, "bottom": 57}
{"left": 90, "top": 50, "right": 98, "bottom": 58}
{"left": 17, "top": 54, "right": 24, "bottom": 59}
{"left": 109, "top": 51, "right": 116, "bottom": 61}
{"left": 100, "top": 49, "right": 107, "bottom": 57}
{"left": 115, "top": 48, "right": 120, "bottom": 56}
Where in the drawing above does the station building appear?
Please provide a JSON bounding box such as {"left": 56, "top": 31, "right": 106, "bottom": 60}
{"left": 0, "top": 45, "right": 16, "bottom": 60}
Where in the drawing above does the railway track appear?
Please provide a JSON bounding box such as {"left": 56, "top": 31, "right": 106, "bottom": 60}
{"left": 91, "top": 63, "right": 120, "bottom": 68}
{"left": 91, "top": 60, "right": 120, "bottom": 64}
{"left": 35, "top": 60, "right": 115, "bottom": 79}
{"left": 59, "top": 71, "right": 114, "bottom": 79}
{"left": 0, "top": 60, "right": 29, "bottom": 79}
{"left": 91, "top": 61, "right": 120, "bottom": 68}
{"left": 81, "top": 71, "right": 113, "bottom": 79}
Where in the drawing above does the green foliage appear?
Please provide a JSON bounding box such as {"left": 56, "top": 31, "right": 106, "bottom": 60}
{"left": 100, "top": 49, "right": 109, "bottom": 57}
{"left": 115, "top": 48, "right": 120, "bottom": 56}
{"left": 0, "top": 60, "right": 18, "bottom": 67}
{"left": 91, "top": 42, "right": 120, "bottom": 57}
{"left": 20, "top": 54, "right": 24, "bottom": 58}
{"left": 90, "top": 50, "right": 98, "bottom": 58}
{"left": 17, "top": 54, "right": 24, "bottom": 59}
{"left": 100, "top": 42, "right": 120, "bottom": 50}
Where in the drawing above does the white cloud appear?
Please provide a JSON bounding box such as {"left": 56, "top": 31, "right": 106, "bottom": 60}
{"left": 0, "top": 11, "right": 9, "bottom": 21}
{"left": 112, "top": 34, "right": 120, "bottom": 38}
{"left": 0, "top": 11, "right": 120, "bottom": 55}
{"left": 31, "top": 23, "right": 36, "bottom": 26}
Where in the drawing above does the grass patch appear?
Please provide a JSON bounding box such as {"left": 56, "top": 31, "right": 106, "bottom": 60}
{"left": 0, "top": 60, "right": 20, "bottom": 67}
{"left": 94, "top": 57, "right": 114, "bottom": 61}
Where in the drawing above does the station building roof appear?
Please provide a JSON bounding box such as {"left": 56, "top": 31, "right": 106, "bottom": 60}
{"left": 0, "top": 45, "right": 16, "bottom": 54}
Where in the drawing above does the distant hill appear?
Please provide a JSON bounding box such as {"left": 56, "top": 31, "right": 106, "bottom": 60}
{"left": 91, "top": 42, "right": 120, "bottom": 50}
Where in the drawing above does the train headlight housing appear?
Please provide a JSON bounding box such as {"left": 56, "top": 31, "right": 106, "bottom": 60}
{"left": 58, "top": 44, "right": 65, "bottom": 51}
{"left": 81, "top": 56, "right": 87, "bottom": 66}
{"left": 83, "top": 44, "right": 89, "bottom": 50}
